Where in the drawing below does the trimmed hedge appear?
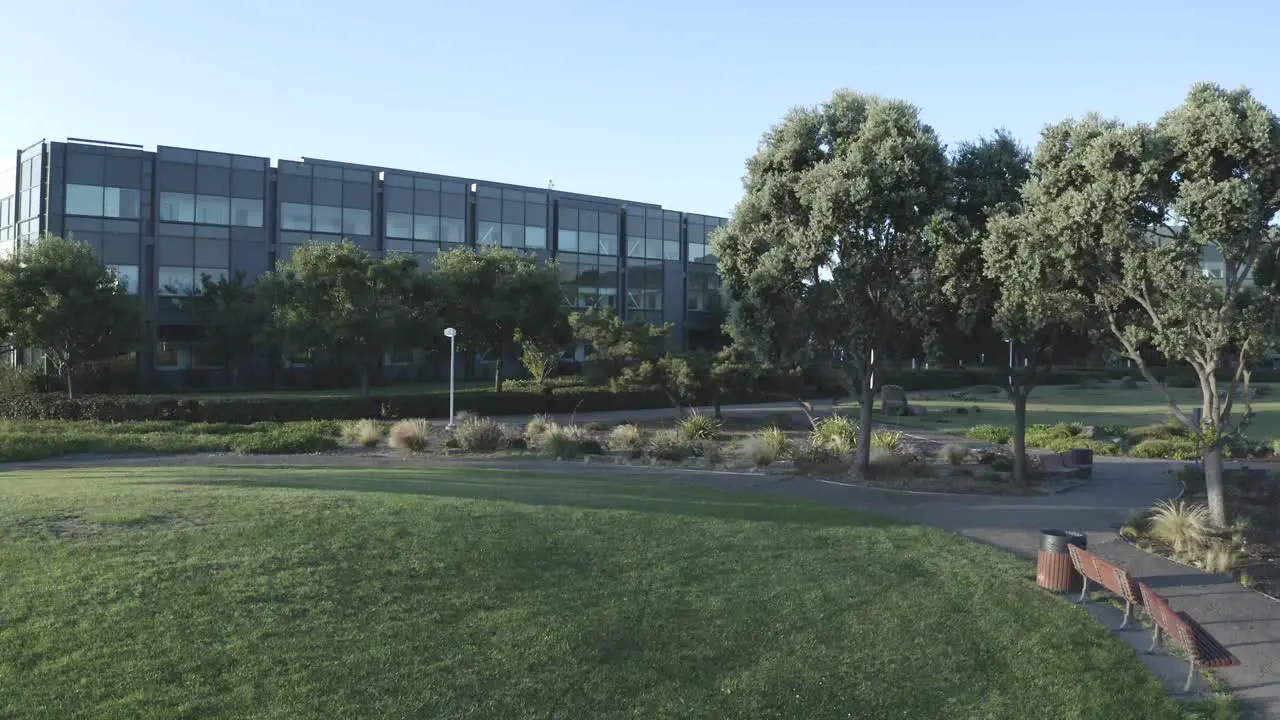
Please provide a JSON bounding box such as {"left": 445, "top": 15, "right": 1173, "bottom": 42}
{"left": 0, "top": 387, "right": 793, "bottom": 423}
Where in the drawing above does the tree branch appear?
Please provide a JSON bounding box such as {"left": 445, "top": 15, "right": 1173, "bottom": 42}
{"left": 1103, "top": 306, "right": 1193, "bottom": 426}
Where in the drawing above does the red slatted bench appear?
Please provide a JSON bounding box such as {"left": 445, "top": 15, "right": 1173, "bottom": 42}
{"left": 1067, "top": 545, "right": 1142, "bottom": 629}
{"left": 1138, "top": 581, "right": 1241, "bottom": 692}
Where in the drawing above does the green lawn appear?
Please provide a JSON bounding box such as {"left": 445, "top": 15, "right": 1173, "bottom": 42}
{"left": 0, "top": 466, "right": 1232, "bottom": 719}
{"left": 878, "top": 384, "right": 1280, "bottom": 440}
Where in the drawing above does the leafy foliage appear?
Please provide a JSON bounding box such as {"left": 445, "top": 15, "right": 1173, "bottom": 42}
{"left": 810, "top": 415, "right": 859, "bottom": 458}
{"left": 179, "top": 272, "right": 269, "bottom": 387}
{"left": 569, "top": 307, "right": 670, "bottom": 384}
{"left": 715, "top": 91, "right": 950, "bottom": 472}
{"left": 678, "top": 413, "right": 721, "bottom": 441}
{"left": 265, "top": 243, "right": 439, "bottom": 397}
{"left": 0, "top": 235, "right": 140, "bottom": 397}
{"left": 966, "top": 425, "right": 1011, "bottom": 444}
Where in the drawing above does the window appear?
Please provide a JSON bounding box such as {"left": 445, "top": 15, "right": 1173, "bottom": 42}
{"left": 66, "top": 184, "right": 140, "bottom": 218}
{"left": 386, "top": 239, "right": 414, "bottom": 254}
{"left": 66, "top": 184, "right": 104, "bottom": 215}
{"left": 441, "top": 217, "right": 465, "bottom": 244}
{"left": 230, "top": 198, "right": 264, "bottom": 227}
{"left": 525, "top": 226, "right": 547, "bottom": 249}
{"left": 663, "top": 240, "right": 680, "bottom": 262}
{"left": 196, "top": 267, "right": 228, "bottom": 287}
{"left": 195, "top": 195, "right": 230, "bottom": 225}
{"left": 414, "top": 215, "right": 439, "bottom": 241}
{"left": 313, "top": 205, "right": 342, "bottom": 234}
{"left": 478, "top": 221, "right": 500, "bottom": 246}
{"left": 558, "top": 229, "right": 578, "bottom": 251}
{"left": 501, "top": 223, "right": 524, "bottom": 248}
{"left": 281, "top": 203, "right": 311, "bottom": 231}
{"left": 158, "top": 266, "right": 196, "bottom": 296}
{"left": 108, "top": 264, "right": 139, "bottom": 294}
{"left": 387, "top": 212, "right": 413, "bottom": 238}
{"left": 599, "top": 233, "right": 618, "bottom": 255}
{"left": 343, "top": 208, "right": 371, "bottom": 235}
{"left": 103, "top": 188, "right": 141, "bottom": 219}
{"left": 160, "top": 193, "right": 196, "bottom": 222}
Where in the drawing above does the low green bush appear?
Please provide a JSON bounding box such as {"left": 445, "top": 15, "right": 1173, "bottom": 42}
{"left": 228, "top": 423, "right": 339, "bottom": 455}
{"left": 1129, "top": 438, "right": 1200, "bottom": 460}
{"left": 648, "top": 430, "right": 698, "bottom": 462}
{"left": 966, "top": 425, "right": 1011, "bottom": 444}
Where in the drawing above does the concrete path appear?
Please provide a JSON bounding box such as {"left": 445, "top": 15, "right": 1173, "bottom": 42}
{"left": 5, "top": 441, "right": 1279, "bottom": 714}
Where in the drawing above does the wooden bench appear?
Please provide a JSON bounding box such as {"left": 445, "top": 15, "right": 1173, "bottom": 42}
{"left": 1067, "top": 545, "right": 1142, "bottom": 629}
{"left": 1138, "top": 582, "right": 1241, "bottom": 692}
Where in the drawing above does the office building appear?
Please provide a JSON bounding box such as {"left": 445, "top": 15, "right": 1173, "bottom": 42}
{"left": 0, "top": 138, "right": 727, "bottom": 387}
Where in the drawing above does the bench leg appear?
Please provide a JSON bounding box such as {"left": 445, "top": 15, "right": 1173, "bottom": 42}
{"left": 1117, "top": 600, "right": 1132, "bottom": 630}
{"left": 1075, "top": 577, "right": 1089, "bottom": 604}
{"left": 1147, "top": 626, "right": 1161, "bottom": 654}
{"left": 1184, "top": 660, "right": 1197, "bottom": 693}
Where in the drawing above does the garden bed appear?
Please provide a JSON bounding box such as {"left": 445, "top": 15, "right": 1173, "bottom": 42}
{"left": 1121, "top": 465, "right": 1280, "bottom": 598}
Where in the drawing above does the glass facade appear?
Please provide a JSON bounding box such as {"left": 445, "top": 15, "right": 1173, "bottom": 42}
{"left": 19, "top": 137, "right": 730, "bottom": 380}
{"left": 383, "top": 174, "right": 467, "bottom": 256}
{"left": 557, "top": 205, "right": 620, "bottom": 310}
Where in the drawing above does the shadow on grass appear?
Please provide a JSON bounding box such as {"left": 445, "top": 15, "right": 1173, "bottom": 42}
{"left": 153, "top": 466, "right": 895, "bottom": 528}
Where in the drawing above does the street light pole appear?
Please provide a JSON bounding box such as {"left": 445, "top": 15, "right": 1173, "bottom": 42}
{"left": 444, "top": 327, "right": 457, "bottom": 429}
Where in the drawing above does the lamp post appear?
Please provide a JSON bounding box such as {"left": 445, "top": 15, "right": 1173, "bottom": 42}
{"left": 444, "top": 327, "right": 458, "bottom": 429}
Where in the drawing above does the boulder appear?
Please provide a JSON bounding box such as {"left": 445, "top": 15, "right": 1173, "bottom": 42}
{"left": 880, "top": 384, "right": 908, "bottom": 416}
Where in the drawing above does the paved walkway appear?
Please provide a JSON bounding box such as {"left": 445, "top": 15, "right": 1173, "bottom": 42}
{"left": 6, "top": 422, "right": 1280, "bottom": 714}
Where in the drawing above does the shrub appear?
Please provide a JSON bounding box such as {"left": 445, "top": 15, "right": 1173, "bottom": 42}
{"left": 341, "top": 419, "right": 382, "bottom": 448}
{"left": 1119, "top": 510, "right": 1150, "bottom": 541}
{"left": 648, "top": 429, "right": 697, "bottom": 462}
{"left": 1202, "top": 540, "right": 1239, "bottom": 573}
{"left": 679, "top": 413, "right": 722, "bottom": 441}
{"left": 938, "top": 443, "right": 968, "bottom": 465}
{"left": 1128, "top": 420, "right": 1188, "bottom": 444}
{"left": 607, "top": 423, "right": 646, "bottom": 457}
{"left": 229, "top": 424, "right": 338, "bottom": 455}
{"left": 870, "top": 430, "right": 903, "bottom": 452}
{"left": 1129, "top": 438, "right": 1199, "bottom": 460}
{"left": 583, "top": 421, "right": 610, "bottom": 433}
{"left": 525, "top": 414, "right": 554, "bottom": 438}
{"left": 388, "top": 418, "right": 433, "bottom": 452}
{"left": 792, "top": 443, "right": 849, "bottom": 473}
{"left": 740, "top": 437, "right": 776, "bottom": 467}
{"left": 1149, "top": 500, "right": 1211, "bottom": 557}
{"left": 811, "top": 415, "right": 858, "bottom": 458}
{"left": 966, "top": 425, "right": 1010, "bottom": 444}
{"left": 454, "top": 416, "right": 504, "bottom": 452}
{"left": 700, "top": 441, "right": 724, "bottom": 465}
{"left": 539, "top": 424, "right": 582, "bottom": 459}
{"left": 867, "top": 446, "right": 905, "bottom": 471}
{"left": 756, "top": 426, "right": 792, "bottom": 459}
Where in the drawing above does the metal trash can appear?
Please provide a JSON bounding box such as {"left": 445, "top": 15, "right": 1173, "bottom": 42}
{"left": 1037, "top": 530, "right": 1087, "bottom": 592}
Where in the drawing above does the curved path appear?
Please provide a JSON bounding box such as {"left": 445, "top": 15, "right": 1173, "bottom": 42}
{"left": 5, "top": 447, "right": 1278, "bottom": 715}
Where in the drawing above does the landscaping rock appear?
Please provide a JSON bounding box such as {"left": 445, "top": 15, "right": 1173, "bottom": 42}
{"left": 881, "top": 385, "right": 908, "bottom": 416}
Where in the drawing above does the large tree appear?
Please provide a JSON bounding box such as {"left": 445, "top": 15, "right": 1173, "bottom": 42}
{"left": 715, "top": 91, "right": 949, "bottom": 472}
{"left": 568, "top": 306, "right": 670, "bottom": 384}
{"left": 265, "top": 242, "right": 439, "bottom": 396}
{"left": 180, "top": 271, "right": 269, "bottom": 388}
{"left": 1015, "top": 85, "right": 1280, "bottom": 525}
{"left": 930, "top": 130, "right": 1031, "bottom": 366}
{"left": 433, "top": 247, "right": 565, "bottom": 391}
{"left": 0, "top": 235, "right": 139, "bottom": 397}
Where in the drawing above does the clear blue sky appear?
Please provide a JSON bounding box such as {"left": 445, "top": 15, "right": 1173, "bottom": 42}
{"left": 4, "top": 0, "right": 1277, "bottom": 217}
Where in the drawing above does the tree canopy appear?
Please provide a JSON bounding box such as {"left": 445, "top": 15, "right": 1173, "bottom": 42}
{"left": 0, "top": 235, "right": 139, "bottom": 397}
{"left": 433, "top": 247, "right": 566, "bottom": 391}
{"left": 715, "top": 90, "right": 950, "bottom": 471}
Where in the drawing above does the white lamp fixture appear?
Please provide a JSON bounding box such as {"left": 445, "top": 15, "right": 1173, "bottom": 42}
{"left": 444, "top": 327, "right": 458, "bottom": 429}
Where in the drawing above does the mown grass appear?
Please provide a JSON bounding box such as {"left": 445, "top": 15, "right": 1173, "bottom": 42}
{"left": 0, "top": 420, "right": 339, "bottom": 461}
{"left": 877, "top": 384, "right": 1280, "bottom": 439}
{"left": 0, "top": 466, "right": 1237, "bottom": 719}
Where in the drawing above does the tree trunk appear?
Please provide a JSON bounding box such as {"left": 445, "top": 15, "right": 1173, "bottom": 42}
{"left": 230, "top": 365, "right": 241, "bottom": 389}
{"left": 493, "top": 349, "right": 505, "bottom": 392}
{"left": 1012, "top": 390, "right": 1028, "bottom": 484}
{"left": 854, "top": 382, "right": 874, "bottom": 474}
{"left": 1203, "top": 447, "right": 1227, "bottom": 527}
{"left": 358, "top": 360, "right": 372, "bottom": 398}
{"left": 65, "top": 368, "right": 75, "bottom": 400}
